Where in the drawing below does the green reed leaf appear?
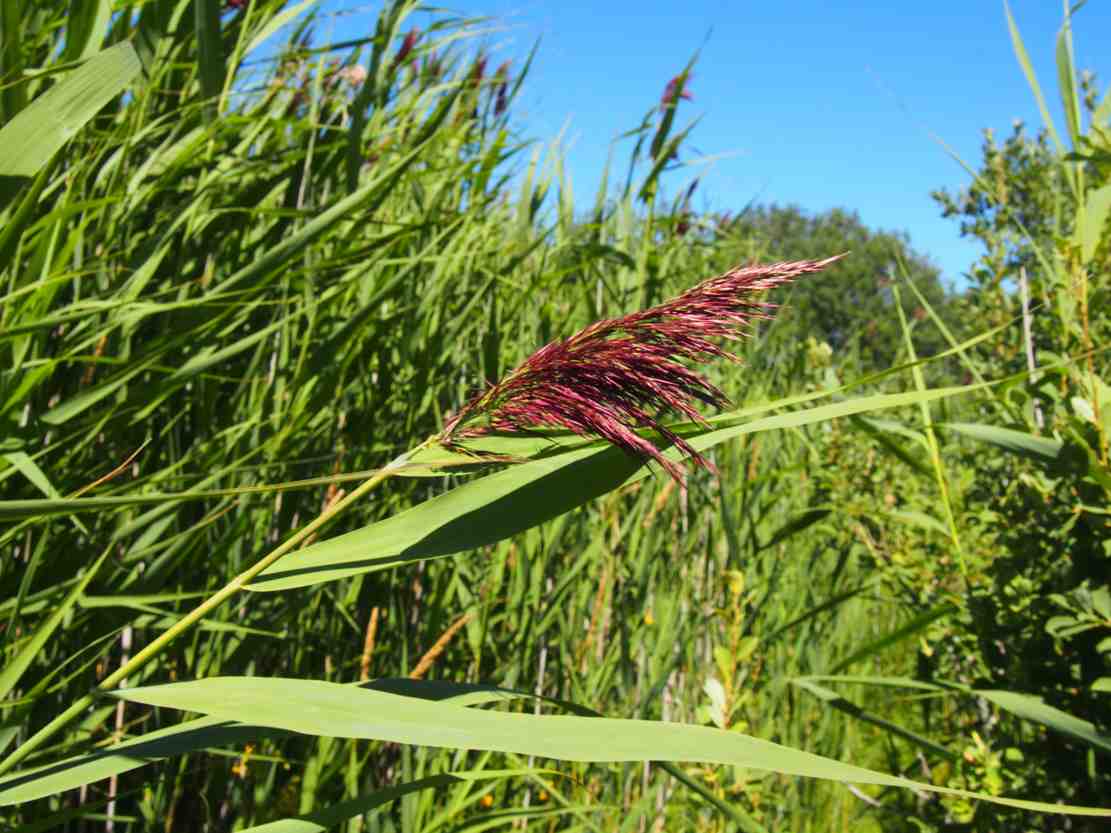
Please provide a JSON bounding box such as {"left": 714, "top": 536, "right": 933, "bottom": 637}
{"left": 111, "top": 677, "right": 1111, "bottom": 817}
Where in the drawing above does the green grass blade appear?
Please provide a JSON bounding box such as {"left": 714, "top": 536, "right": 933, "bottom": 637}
{"left": 250, "top": 443, "right": 644, "bottom": 591}
{"left": 794, "top": 675, "right": 949, "bottom": 693}
{"left": 672, "top": 382, "right": 994, "bottom": 470}
{"left": 759, "top": 507, "right": 832, "bottom": 552}
{"left": 790, "top": 678, "right": 956, "bottom": 760}
{"left": 244, "top": 0, "right": 321, "bottom": 57}
{"left": 111, "top": 677, "right": 1111, "bottom": 817}
{"left": 60, "top": 0, "right": 112, "bottom": 63}
{"left": 941, "top": 422, "right": 1065, "bottom": 464}
{"left": 0, "top": 717, "right": 291, "bottom": 804}
{"left": 251, "top": 382, "right": 994, "bottom": 592}
{"left": 850, "top": 416, "right": 932, "bottom": 476}
{"left": 0, "top": 548, "right": 107, "bottom": 701}
{"left": 765, "top": 583, "right": 874, "bottom": 643}
{"left": 0, "top": 681, "right": 529, "bottom": 804}
{"left": 658, "top": 761, "right": 770, "bottom": 833}
{"left": 2, "top": 451, "right": 62, "bottom": 500}
{"left": 39, "top": 353, "right": 161, "bottom": 425}
{"left": 888, "top": 509, "right": 949, "bottom": 537}
{"left": 893, "top": 283, "right": 966, "bottom": 573}
{"left": 0, "top": 466, "right": 401, "bottom": 520}
{"left": 0, "top": 42, "right": 141, "bottom": 210}
{"left": 1003, "top": 0, "right": 1063, "bottom": 152}
{"left": 805, "top": 677, "right": 1111, "bottom": 755}
{"left": 0, "top": 0, "right": 27, "bottom": 122}
{"left": 0, "top": 158, "right": 54, "bottom": 271}
{"left": 1078, "top": 184, "right": 1111, "bottom": 263}
{"left": 195, "top": 0, "right": 225, "bottom": 120}
{"left": 977, "top": 690, "right": 1111, "bottom": 756}
{"left": 1055, "top": 1, "right": 1082, "bottom": 148}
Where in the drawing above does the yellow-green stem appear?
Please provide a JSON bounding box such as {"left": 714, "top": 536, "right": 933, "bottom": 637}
{"left": 892, "top": 283, "right": 967, "bottom": 579}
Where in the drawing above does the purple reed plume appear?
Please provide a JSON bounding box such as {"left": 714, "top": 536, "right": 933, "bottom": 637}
{"left": 660, "top": 73, "right": 693, "bottom": 111}
{"left": 394, "top": 29, "right": 420, "bottom": 69}
{"left": 493, "top": 61, "right": 512, "bottom": 115}
{"left": 440, "top": 256, "right": 844, "bottom": 482}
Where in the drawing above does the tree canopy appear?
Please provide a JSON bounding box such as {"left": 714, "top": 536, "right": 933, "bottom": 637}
{"left": 712, "top": 203, "right": 955, "bottom": 370}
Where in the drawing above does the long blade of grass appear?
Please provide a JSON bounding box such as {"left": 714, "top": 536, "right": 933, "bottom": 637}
{"left": 195, "top": 0, "right": 226, "bottom": 121}
{"left": 0, "top": 679, "right": 538, "bottom": 804}
{"left": 1055, "top": 0, "right": 1082, "bottom": 149}
{"left": 1078, "top": 184, "right": 1111, "bottom": 263}
{"left": 765, "top": 583, "right": 874, "bottom": 643}
{"left": 1003, "top": 0, "right": 1063, "bottom": 152}
{"left": 110, "top": 677, "right": 1111, "bottom": 816}
{"left": 658, "top": 761, "right": 770, "bottom": 833}
{"left": 850, "top": 415, "right": 932, "bottom": 476}
{"left": 0, "top": 717, "right": 291, "bottom": 804}
{"left": 251, "top": 382, "right": 994, "bottom": 592}
{"left": 244, "top": 0, "right": 321, "bottom": 57}
{"left": 888, "top": 509, "right": 949, "bottom": 537}
{"left": 893, "top": 283, "right": 966, "bottom": 574}
{"left": 60, "top": 0, "right": 112, "bottom": 64}
{"left": 0, "top": 548, "right": 107, "bottom": 701}
{"left": 941, "top": 422, "right": 1065, "bottom": 464}
{"left": 976, "top": 690, "right": 1111, "bottom": 756}
{"left": 797, "top": 676, "right": 1111, "bottom": 756}
{"left": 0, "top": 0, "right": 27, "bottom": 121}
{"left": 790, "top": 678, "right": 956, "bottom": 760}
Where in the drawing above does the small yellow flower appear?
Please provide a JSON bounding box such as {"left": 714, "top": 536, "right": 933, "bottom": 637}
{"left": 644, "top": 610, "right": 655, "bottom": 626}
{"left": 231, "top": 744, "right": 255, "bottom": 779}
{"left": 480, "top": 794, "right": 494, "bottom": 809}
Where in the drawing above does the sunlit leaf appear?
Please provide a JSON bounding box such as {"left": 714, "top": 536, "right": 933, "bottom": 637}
{"left": 112, "top": 676, "right": 1111, "bottom": 817}
{"left": 252, "top": 383, "right": 991, "bottom": 592}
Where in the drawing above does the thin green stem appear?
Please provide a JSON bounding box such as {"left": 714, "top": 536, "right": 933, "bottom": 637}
{"left": 0, "top": 439, "right": 432, "bottom": 778}
{"left": 891, "top": 282, "right": 967, "bottom": 580}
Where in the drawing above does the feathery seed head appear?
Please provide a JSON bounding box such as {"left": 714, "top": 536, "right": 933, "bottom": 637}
{"left": 440, "top": 256, "right": 844, "bottom": 481}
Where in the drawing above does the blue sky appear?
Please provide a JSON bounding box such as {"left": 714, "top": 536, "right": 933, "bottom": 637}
{"left": 324, "top": 1, "right": 1109, "bottom": 288}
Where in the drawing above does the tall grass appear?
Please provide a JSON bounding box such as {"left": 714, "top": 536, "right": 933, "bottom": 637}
{"left": 0, "top": 1, "right": 1108, "bottom": 831}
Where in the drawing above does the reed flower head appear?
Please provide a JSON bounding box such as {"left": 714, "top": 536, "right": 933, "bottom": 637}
{"left": 471, "top": 55, "right": 488, "bottom": 85}
{"left": 440, "top": 256, "right": 844, "bottom": 481}
{"left": 660, "top": 73, "right": 693, "bottom": 111}
{"left": 394, "top": 29, "right": 420, "bottom": 67}
{"left": 493, "top": 61, "right": 512, "bottom": 115}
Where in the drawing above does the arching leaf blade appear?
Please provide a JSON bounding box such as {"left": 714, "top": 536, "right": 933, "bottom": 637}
{"left": 111, "top": 677, "right": 1111, "bottom": 817}
{"left": 251, "top": 382, "right": 990, "bottom": 592}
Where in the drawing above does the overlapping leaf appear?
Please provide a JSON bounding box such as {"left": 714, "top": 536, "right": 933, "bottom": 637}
{"left": 110, "top": 676, "right": 1111, "bottom": 816}
{"left": 252, "top": 382, "right": 992, "bottom": 592}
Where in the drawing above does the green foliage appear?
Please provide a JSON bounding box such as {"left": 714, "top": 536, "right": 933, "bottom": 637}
{"left": 715, "top": 204, "right": 956, "bottom": 370}
{"left": 1, "top": 0, "right": 1109, "bottom": 831}
{"left": 933, "top": 123, "right": 1066, "bottom": 287}
{"left": 905, "top": 6, "right": 1111, "bottom": 829}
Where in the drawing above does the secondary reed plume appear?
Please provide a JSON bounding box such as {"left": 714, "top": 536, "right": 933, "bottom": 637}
{"left": 440, "top": 255, "right": 844, "bottom": 481}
